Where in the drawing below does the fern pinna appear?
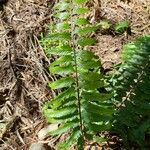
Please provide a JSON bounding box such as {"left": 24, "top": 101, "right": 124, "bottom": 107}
{"left": 112, "top": 36, "right": 150, "bottom": 148}
{"left": 42, "top": 0, "right": 114, "bottom": 149}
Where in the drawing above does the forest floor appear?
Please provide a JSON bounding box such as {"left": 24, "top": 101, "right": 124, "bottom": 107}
{"left": 0, "top": 0, "right": 150, "bottom": 150}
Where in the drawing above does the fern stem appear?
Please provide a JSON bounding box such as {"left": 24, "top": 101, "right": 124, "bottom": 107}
{"left": 73, "top": 47, "right": 84, "bottom": 136}
{"left": 70, "top": 1, "right": 84, "bottom": 139}
{"left": 119, "top": 63, "right": 149, "bottom": 108}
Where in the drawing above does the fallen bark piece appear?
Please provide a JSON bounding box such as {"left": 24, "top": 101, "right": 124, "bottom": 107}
{"left": 29, "top": 143, "right": 46, "bottom": 150}
{"left": 38, "top": 124, "right": 59, "bottom": 140}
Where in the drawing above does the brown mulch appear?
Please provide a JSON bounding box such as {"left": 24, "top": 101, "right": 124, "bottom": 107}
{"left": 0, "top": 0, "right": 54, "bottom": 149}
{"left": 0, "top": 0, "right": 150, "bottom": 150}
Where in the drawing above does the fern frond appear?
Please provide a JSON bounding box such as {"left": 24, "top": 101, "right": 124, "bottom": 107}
{"left": 42, "top": 0, "right": 114, "bottom": 149}
{"left": 112, "top": 36, "right": 150, "bottom": 148}
{"left": 113, "top": 36, "right": 150, "bottom": 100}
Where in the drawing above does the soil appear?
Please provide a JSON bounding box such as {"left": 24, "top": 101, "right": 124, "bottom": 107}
{"left": 0, "top": 0, "right": 150, "bottom": 150}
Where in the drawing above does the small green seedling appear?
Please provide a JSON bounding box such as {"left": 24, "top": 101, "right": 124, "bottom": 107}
{"left": 114, "top": 21, "right": 130, "bottom": 34}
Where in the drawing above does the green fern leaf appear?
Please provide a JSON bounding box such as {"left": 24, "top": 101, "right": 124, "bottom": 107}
{"left": 45, "top": 111, "right": 78, "bottom": 124}
{"left": 49, "top": 77, "right": 74, "bottom": 89}
{"left": 73, "top": 0, "right": 88, "bottom": 5}
{"left": 51, "top": 96, "right": 76, "bottom": 110}
{"left": 82, "top": 91, "right": 113, "bottom": 102}
{"left": 50, "top": 65, "right": 74, "bottom": 75}
{"left": 75, "top": 7, "right": 89, "bottom": 14}
{"left": 45, "top": 106, "right": 77, "bottom": 119}
{"left": 78, "top": 59, "right": 100, "bottom": 72}
{"left": 76, "top": 18, "right": 89, "bottom": 26}
{"left": 80, "top": 72, "right": 104, "bottom": 90}
{"left": 78, "top": 38, "right": 96, "bottom": 46}
{"left": 49, "top": 32, "right": 71, "bottom": 41}
{"left": 50, "top": 87, "right": 76, "bottom": 109}
{"left": 56, "top": 23, "right": 70, "bottom": 31}
{"left": 54, "top": 2, "right": 70, "bottom": 11}
{"left": 79, "top": 50, "right": 99, "bottom": 60}
{"left": 49, "top": 122, "right": 79, "bottom": 136}
{"left": 50, "top": 56, "right": 73, "bottom": 66}
{"left": 58, "top": 128, "right": 80, "bottom": 149}
{"left": 49, "top": 44, "right": 72, "bottom": 56}
{"left": 77, "top": 26, "right": 99, "bottom": 36}
{"left": 89, "top": 122, "right": 112, "bottom": 132}
{"left": 84, "top": 102, "right": 114, "bottom": 116}
{"left": 54, "top": 12, "right": 70, "bottom": 20}
{"left": 78, "top": 51, "right": 100, "bottom": 70}
{"left": 53, "top": 87, "right": 75, "bottom": 99}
